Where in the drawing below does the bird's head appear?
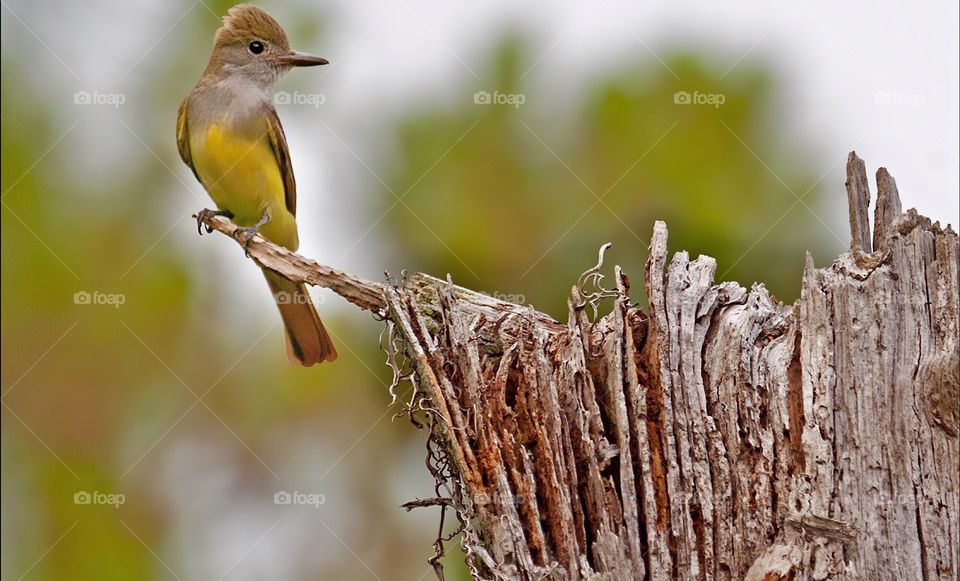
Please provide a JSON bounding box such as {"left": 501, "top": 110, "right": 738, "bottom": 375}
{"left": 208, "top": 4, "right": 327, "bottom": 87}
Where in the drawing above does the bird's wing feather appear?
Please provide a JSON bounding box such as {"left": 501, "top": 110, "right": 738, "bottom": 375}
{"left": 263, "top": 103, "right": 297, "bottom": 216}
{"left": 176, "top": 98, "right": 202, "bottom": 183}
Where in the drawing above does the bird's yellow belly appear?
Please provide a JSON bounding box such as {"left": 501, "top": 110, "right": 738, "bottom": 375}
{"left": 191, "top": 123, "right": 298, "bottom": 250}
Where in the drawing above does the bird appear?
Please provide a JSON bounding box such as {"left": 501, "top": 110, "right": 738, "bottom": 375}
{"left": 176, "top": 4, "right": 336, "bottom": 365}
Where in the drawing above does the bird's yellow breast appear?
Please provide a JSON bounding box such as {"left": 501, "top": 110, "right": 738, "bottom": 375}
{"left": 190, "top": 122, "right": 298, "bottom": 249}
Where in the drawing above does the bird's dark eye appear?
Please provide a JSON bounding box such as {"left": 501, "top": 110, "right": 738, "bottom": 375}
{"left": 248, "top": 41, "right": 265, "bottom": 55}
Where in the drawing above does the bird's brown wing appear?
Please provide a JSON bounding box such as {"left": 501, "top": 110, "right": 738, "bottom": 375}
{"left": 175, "top": 98, "right": 202, "bottom": 183}
{"left": 263, "top": 103, "right": 297, "bottom": 216}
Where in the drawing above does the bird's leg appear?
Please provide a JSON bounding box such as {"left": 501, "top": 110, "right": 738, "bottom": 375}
{"left": 196, "top": 208, "right": 233, "bottom": 235}
{"left": 234, "top": 210, "right": 271, "bottom": 256}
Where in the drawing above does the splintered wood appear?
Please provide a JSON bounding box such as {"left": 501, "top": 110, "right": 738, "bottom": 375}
{"left": 383, "top": 153, "right": 959, "bottom": 580}
{"left": 196, "top": 153, "right": 958, "bottom": 580}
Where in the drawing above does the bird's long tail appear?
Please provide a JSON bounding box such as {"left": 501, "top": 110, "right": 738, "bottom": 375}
{"left": 262, "top": 269, "right": 337, "bottom": 366}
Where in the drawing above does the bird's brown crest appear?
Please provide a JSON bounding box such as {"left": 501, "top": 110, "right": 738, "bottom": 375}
{"left": 214, "top": 4, "right": 289, "bottom": 50}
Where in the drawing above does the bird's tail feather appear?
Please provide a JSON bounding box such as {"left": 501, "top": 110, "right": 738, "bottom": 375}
{"left": 263, "top": 269, "right": 337, "bottom": 366}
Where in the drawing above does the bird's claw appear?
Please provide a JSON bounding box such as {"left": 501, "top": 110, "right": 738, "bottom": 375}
{"left": 195, "top": 208, "right": 232, "bottom": 235}
{"left": 234, "top": 225, "right": 260, "bottom": 256}
{"left": 233, "top": 211, "right": 270, "bottom": 257}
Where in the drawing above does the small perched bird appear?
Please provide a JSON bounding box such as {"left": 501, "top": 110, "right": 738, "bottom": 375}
{"left": 177, "top": 4, "right": 336, "bottom": 365}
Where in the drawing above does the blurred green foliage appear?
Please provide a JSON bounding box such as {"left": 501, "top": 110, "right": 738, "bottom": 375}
{"left": 384, "top": 36, "right": 838, "bottom": 318}
{"left": 2, "top": 9, "right": 839, "bottom": 581}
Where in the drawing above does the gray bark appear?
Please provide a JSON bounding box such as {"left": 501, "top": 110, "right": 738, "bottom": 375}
{"left": 200, "top": 152, "right": 959, "bottom": 580}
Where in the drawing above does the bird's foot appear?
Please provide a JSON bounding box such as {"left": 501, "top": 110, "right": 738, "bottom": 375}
{"left": 234, "top": 226, "right": 259, "bottom": 252}
{"left": 234, "top": 211, "right": 271, "bottom": 257}
{"left": 195, "top": 208, "right": 233, "bottom": 235}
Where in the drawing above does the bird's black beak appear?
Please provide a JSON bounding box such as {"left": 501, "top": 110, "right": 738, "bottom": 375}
{"left": 277, "top": 51, "right": 329, "bottom": 67}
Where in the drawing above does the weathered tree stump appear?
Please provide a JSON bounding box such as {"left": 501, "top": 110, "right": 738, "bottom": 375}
{"left": 200, "top": 153, "right": 959, "bottom": 580}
